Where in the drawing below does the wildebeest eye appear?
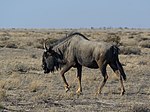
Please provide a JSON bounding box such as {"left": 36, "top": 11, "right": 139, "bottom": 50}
{"left": 41, "top": 64, "right": 43, "bottom": 67}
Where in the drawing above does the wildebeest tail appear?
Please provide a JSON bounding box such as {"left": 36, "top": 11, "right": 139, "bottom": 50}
{"left": 112, "top": 45, "right": 126, "bottom": 81}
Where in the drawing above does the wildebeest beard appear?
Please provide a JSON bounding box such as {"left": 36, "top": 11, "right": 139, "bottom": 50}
{"left": 49, "top": 55, "right": 65, "bottom": 73}
{"left": 43, "top": 60, "right": 59, "bottom": 73}
{"left": 42, "top": 48, "right": 66, "bottom": 74}
{"left": 49, "top": 57, "right": 65, "bottom": 73}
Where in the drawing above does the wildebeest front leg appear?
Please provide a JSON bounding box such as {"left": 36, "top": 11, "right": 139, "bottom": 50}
{"left": 60, "top": 64, "right": 72, "bottom": 92}
{"left": 98, "top": 73, "right": 108, "bottom": 94}
{"left": 76, "top": 65, "right": 82, "bottom": 94}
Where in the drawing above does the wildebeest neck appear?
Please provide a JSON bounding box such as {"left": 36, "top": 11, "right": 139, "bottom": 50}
{"left": 47, "top": 32, "right": 90, "bottom": 70}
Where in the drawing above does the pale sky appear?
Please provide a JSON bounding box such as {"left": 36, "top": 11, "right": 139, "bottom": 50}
{"left": 0, "top": 0, "right": 150, "bottom": 28}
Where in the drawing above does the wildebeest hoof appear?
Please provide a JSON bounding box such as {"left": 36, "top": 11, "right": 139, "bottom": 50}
{"left": 76, "top": 89, "right": 82, "bottom": 94}
{"left": 120, "top": 91, "right": 125, "bottom": 96}
{"left": 95, "top": 90, "right": 102, "bottom": 96}
{"left": 65, "top": 86, "right": 70, "bottom": 92}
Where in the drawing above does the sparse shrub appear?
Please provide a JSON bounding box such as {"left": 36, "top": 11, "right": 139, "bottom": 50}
{"left": 147, "top": 33, "right": 150, "bottom": 36}
{"left": 0, "top": 80, "right": 6, "bottom": 89}
{"left": 136, "top": 36, "right": 149, "bottom": 42}
{"left": 91, "top": 27, "right": 94, "bottom": 29}
{"left": 139, "top": 40, "right": 150, "bottom": 48}
{"left": 0, "top": 89, "right": 6, "bottom": 101}
{"left": 35, "top": 38, "right": 59, "bottom": 49}
{"left": 18, "top": 45, "right": 26, "bottom": 49}
{"left": 36, "top": 38, "right": 44, "bottom": 45}
{"left": 30, "top": 90, "right": 51, "bottom": 102}
{"left": 119, "top": 46, "right": 141, "bottom": 55}
{"left": 104, "top": 34, "right": 121, "bottom": 45}
{"left": 0, "top": 42, "right": 5, "bottom": 48}
{"left": 31, "top": 54, "right": 37, "bottom": 59}
{"left": 141, "top": 37, "right": 149, "bottom": 41}
{"left": 138, "top": 61, "right": 147, "bottom": 65}
{"left": 0, "top": 36, "right": 10, "bottom": 41}
{"left": 132, "top": 105, "right": 150, "bottom": 112}
{"left": 34, "top": 38, "right": 45, "bottom": 49}
{"left": 5, "top": 43, "right": 18, "bottom": 49}
{"left": 26, "top": 42, "right": 32, "bottom": 46}
{"left": 0, "top": 104, "right": 6, "bottom": 110}
{"left": 1, "top": 32, "right": 11, "bottom": 37}
{"left": 47, "top": 32, "right": 50, "bottom": 35}
{"left": 128, "top": 36, "right": 134, "bottom": 39}
{"left": 35, "top": 38, "right": 61, "bottom": 49}
{"left": 14, "top": 63, "right": 29, "bottom": 73}
{"left": 120, "top": 39, "right": 137, "bottom": 47}
{"left": 2, "top": 74, "right": 22, "bottom": 90}
{"left": 119, "top": 27, "right": 123, "bottom": 30}
{"left": 4, "top": 78, "right": 21, "bottom": 90}
{"left": 131, "top": 32, "right": 139, "bottom": 36}
{"left": 47, "top": 38, "right": 59, "bottom": 45}
{"left": 124, "top": 27, "right": 129, "bottom": 29}
{"left": 34, "top": 43, "right": 43, "bottom": 49}
{"left": 29, "top": 80, "right": 43, "bottom": 92}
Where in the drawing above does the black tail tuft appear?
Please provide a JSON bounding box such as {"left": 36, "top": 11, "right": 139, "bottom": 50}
{"left": 116, "top": 61, "right": 126, "bottom": 81}
{"left": 112, "top": 45, "right": 126, "bottom": 81}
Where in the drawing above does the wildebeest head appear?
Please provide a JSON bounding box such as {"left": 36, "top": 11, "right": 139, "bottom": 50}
{"left": 42, "top": 43, "right": 57, "bottom": 73}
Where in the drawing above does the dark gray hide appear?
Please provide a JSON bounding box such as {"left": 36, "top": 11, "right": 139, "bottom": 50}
{"left": 42, "top": 32, "right": 126, "bottom": 95}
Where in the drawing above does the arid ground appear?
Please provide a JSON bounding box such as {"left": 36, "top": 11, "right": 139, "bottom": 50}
{"left": 0, "top": 28, "right": 150, "bottom": 112}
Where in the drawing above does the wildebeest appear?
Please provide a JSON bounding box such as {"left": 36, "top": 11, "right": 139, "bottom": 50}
{"left": 42, "top": 32, "right": 126, "bottom": 95}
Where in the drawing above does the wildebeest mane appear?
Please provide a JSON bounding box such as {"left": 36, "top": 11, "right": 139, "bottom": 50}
{"left": 51, "top": 32, "right": 89, "bottom": 47}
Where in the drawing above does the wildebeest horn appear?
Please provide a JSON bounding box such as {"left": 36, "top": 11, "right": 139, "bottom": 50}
{"left": 44, "top": 42, "right": 48, "bottom": 51}
{"left": 44, "top": 39, "right": 54, "bottom": 52}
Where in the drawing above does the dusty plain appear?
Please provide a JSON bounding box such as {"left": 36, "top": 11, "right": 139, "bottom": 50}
{"left": 0, "top": 28, "right": 150, "bottom": 112}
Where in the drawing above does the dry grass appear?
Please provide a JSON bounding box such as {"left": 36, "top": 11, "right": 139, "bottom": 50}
{"left": 28, "top": 79, "right": 43, "bottom": 92}
{"left": 139, "top": 40, "right": 150, "bottom": 48}
{"left": 0, "top": 28, "right": 150, "bottom": 111}
{"left": 132, "top": 105, "right": 150, "bottom": 112}
{"left": 0, "top": 89, "right": 6, "bottom": 101}
{"left": 119, "top": 46, "right": 141, "bottom": 55}
{"left": 0, "top": 73, "right": 22, "bottom": 90}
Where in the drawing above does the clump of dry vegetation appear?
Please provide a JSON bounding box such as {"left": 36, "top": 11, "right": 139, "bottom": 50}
{"left": 5, "top": 42, "right": 18, "bottom": 49}
{"left": 28, "top": 79, "right": 43, "bottom": 92}
{"left": 14, "top": 62, "right": 29, "bottom": 73}
{"left": 104, "top": 33, "right": 121, "bottom": 44}
{"left": 119, "top": 46, "right": 141, "bottom": 55}
{"left": 0, "top": 74, "right": 22, "bottom": 90}
{"left": 139, "top": 40, "right": 150, "bottom": 48}
{"left": 132, "top": 105, "right": 150, "bottom": 112}
{"left": 0, "top": 89, "right": 6, "bottom": 101}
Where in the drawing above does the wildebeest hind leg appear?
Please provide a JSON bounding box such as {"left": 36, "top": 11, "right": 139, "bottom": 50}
{"left": 109, "top": 63, "right": 125, "bottom": 95}
{"left": 76, "top": 65, "right": 82, "bottom": 94}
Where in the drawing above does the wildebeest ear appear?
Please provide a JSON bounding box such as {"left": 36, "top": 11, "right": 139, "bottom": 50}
{"left": 48, "top": 45, "right": 55, "bottom": 53}
{"left": 48, "top": 45, "right": 53, "bottom": 51}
